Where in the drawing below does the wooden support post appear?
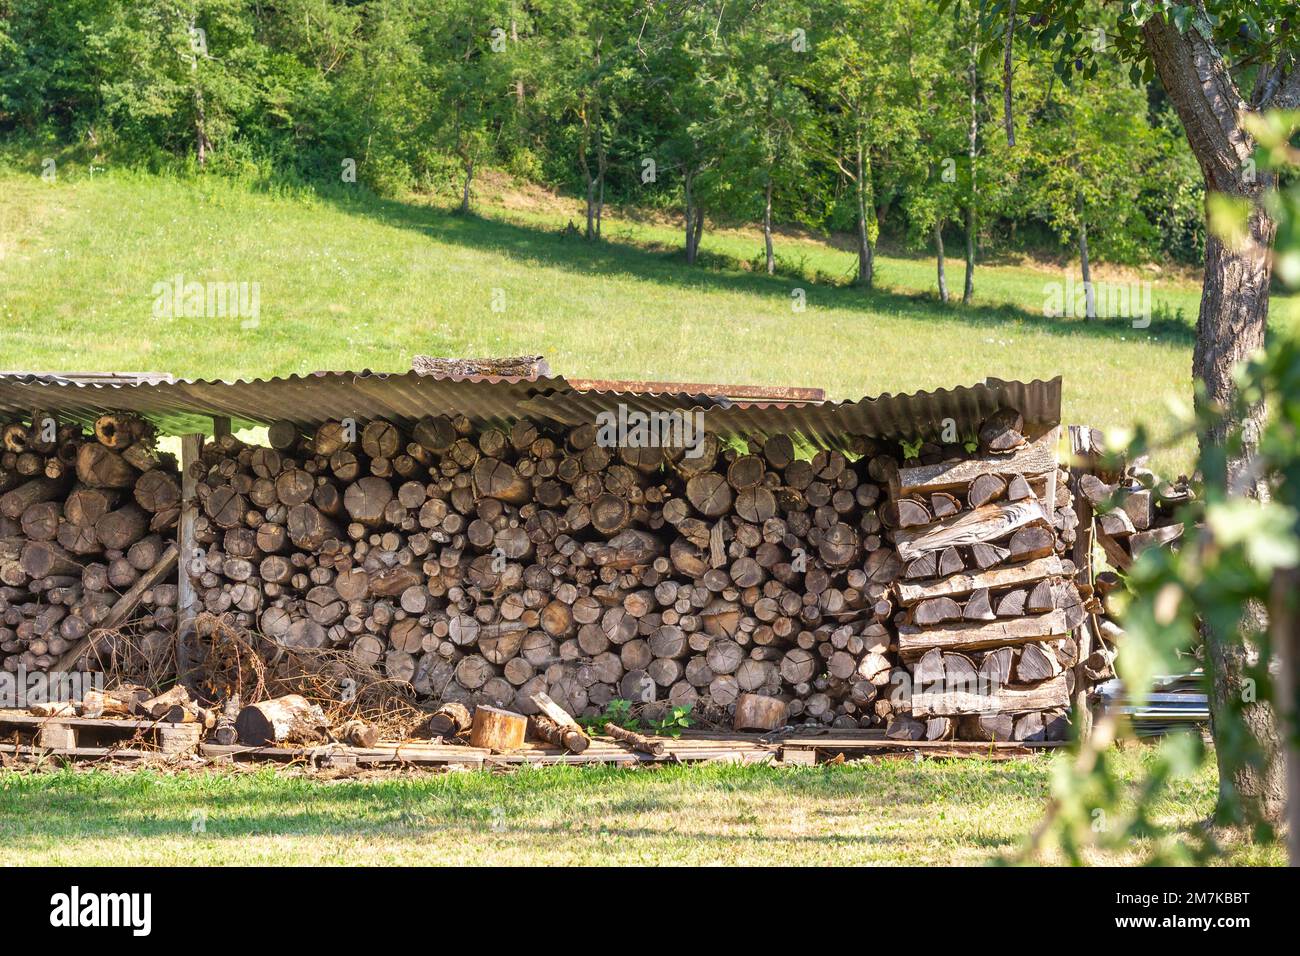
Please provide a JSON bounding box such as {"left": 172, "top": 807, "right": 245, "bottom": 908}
{"left": 1068, "top": 425, "right": 1097, "bottom": 742}
{"left": 176, "top": 433, "right": 204, "bottom": 687}
{"left": 212, "top": 416, "right": 231, "bottom": 440}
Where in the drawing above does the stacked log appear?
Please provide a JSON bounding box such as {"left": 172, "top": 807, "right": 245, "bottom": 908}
{"left": 0, "top": 412, "right": 180, "bottom": 674}
{"left": 187, "top": 415, "right": 907, "bottom": 727}
{"left": 882, "top": 418, "right": 1086, "bottom": 742}
{"left": 1070, "top": 426, "right": 1196, "bottom": 685}
{"left": 1080, "top": 469, "right": 1192, "bottom": 572}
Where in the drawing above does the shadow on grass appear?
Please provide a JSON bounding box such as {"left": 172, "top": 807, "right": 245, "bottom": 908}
{"left": 312, "top": 187, "right": 1197, "bottom": 348}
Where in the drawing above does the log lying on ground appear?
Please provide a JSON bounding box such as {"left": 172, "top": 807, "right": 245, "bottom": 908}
{"left": 235, "top": 694, "right": 329, "bottom": 745}
{"left": 604, "top": 721, "right": 665, "bottom": 755}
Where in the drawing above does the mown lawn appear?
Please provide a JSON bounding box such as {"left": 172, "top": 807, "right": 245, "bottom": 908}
{"left": 8, "top": 166, "right": 1297, "bottom": 474}
{"left": 0, "top": 746, "right": 1281, "bottom": 866}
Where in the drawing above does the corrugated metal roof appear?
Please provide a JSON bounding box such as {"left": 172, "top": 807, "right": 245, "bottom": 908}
{"left": 0, "top": 368, "right": 1060, "bottom": 449}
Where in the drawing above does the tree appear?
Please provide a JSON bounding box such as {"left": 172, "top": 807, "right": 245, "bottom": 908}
{"left": 725, "top": 2, "right": 820, "bottom": 274}
{"left": 1018, "top": 60, "right": 1164, "bottom": 314}
{"left": 428, "top": 0, "right": 515, "bottom": 214}
{"left": 977, "top": 0, "right": 1300, "bottom": 828}
{"left": 810, "top": 0, "right": 926, "bottom": 288}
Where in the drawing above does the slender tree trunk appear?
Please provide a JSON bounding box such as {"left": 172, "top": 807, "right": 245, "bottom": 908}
{"left": 854, "top": 130, "right": 873, "bottom": 288}
{"left": 962, "top": 43, "right": 979, "bottom": 305}
{"left": 460, "top": 156, "right": 473, "bottom": 215}
{"left": 1140, "top": 11, "right": 1284, "bottom": 828}
{"left": 585, "top": 176, "right": 596, "bottom": 240}
{"left": 763, "top": 177, "right": 775, "bottom": 275}
{"left": 933, "top": 220, "right": 949, "bottom": 303}
{"left": 1078, "top": 205, "right": 1095, "bottom": 319}
{"left": 596, "top": 172, "right": 605, "bottom": 239}
{"left": 691, "top": 204, "right": 704, "bottom": 262}
{"left": 684, "top": 170, "right": 697, "bottom": 265}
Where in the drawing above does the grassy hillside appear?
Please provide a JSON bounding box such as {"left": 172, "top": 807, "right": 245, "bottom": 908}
{"left": 3, "top": 167, "right": 1293, "bottom": 472}
{"left": 0, "top": 747, "right": 1278, "bottom": 866}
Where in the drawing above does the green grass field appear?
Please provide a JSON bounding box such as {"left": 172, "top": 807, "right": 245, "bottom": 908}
{"left": 0, "top": 746, "right": 1279, "bottom": 866}
{"left": 6, "top": 166, "right": 1296, "bottom": 473}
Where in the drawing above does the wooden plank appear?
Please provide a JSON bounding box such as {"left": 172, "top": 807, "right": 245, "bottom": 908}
{"left": 894, "top": 500, "right": 1051, "bottom": 562}
{"left": 894, "top": 555, "right": 1063, "bottom": 606}
{"left": 1068, "top": 424, "right": 1097, "bottom": 741}
{"left": 891, "top": 428, "right": 1060, "bottom": 496}
{"left": 779, "top": 736, "right": 1064, "bottom": 751}
{"left": 55, "top": 544, "right": 178, "bottom": 671}
{"left": 0, "top": 710, "right": 185, "bottom": 732}
{"left": 898, "top": 609, "right": 1070, "bottom": 658}
{"left": 176, "top": 433, "right": 204, "bottom": 684}
{"left": 912, "top": 673, "right": 1071, "bottom": 716}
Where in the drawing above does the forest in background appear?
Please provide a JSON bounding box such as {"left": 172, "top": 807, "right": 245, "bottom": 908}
{"left": 1, "top": 0, "right": 1207, "bottom": 288}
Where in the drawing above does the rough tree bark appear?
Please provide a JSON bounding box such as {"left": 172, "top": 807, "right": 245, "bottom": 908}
{"left": 855, "top": 128, "right": 874, "bottom": 288}
{"left": 1140, "top": 9, "right": 1290, "bottom": 827}
{"left": 1078, "top": 198, "right": 1094, "bottom": 320}
{"left": 763, "top": 177, "right": 775, "bottom": 275}
{"left": 963, "top": 41, "right": 979, "bottom": 305}
{"left": 934, "top": 220, "right": 949, "bottom": 303}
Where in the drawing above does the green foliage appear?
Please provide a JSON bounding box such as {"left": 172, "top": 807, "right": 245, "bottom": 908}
{"left": 648, "top": 705, "right": 695, "bottom": 738}
{"left": 577, "top": 698, "right": 694, "bottom": 738}
{"left": 0, "top": 0, "right": 1207, "bottom": 265}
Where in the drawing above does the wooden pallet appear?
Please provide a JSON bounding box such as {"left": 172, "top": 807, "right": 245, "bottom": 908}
{"left": 201, "top": 741, "right": 488, "bottom": 768}
{"left": 773, "top": 730, "right": 1066, "bottom": 764}
{"left": 0, "top": 708, "right": 202, "bottom": 755}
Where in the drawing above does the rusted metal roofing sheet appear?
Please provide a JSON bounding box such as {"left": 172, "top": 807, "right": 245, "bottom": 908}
{"left": 0, "top": 368, "right": 1060, "bottom": 450}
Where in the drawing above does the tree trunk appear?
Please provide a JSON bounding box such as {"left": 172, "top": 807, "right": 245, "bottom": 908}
{"left": 684, "top": 170, "right": 698, "bottom": 265}
{"left": 1198, "top": 210, "right": 1282, "bottom": 828}
{"left": 854, "top": 130, "right": 874, "bottom": 288}
{"left": 934, "top": 220, "right": 949, "bottom": 303}
{"left": 1140, "top": 11, "right": 1283, "bottom": 828}
{"left": 460, "top": 156, "right": 474, "bottom": 215}
{"left": 763, "top": 177, "right": 775, "bottom": 275}
{"left": 963, "top": 42, "right": 979, "bottom": 305}
{"left": 689, "top": 203, "right": 704, "bottom": 264}
{"left": 1078, "top": 207, "right": 1094, "bottom": 319}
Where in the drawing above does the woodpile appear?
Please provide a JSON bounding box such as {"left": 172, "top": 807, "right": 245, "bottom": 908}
{"left": 0, "top": 412, "right": 180, "bottom": 675}
{"left": 882, "top": 418, "right": 1086, "bottom": 742}
{"left": 1070, "top": 425, "right": 1196, "bottom": 687}
{"left": 186, "top": 414, "right": 910, "bottom": 730}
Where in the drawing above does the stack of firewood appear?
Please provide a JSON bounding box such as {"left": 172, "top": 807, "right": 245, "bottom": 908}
{"left": 189, "top": 414, "right": 913, "bottom": 727}
{"left": 880, "top": 411, "right": 1087, "bottom": 742}
{"left": 1071, "top": 431, "right": 1196, "bottom": 686}
{"left": 0, "top": 412, "right": 180, "bottom": 674}
{"left": 1081, "top": 470, "right": 1192, "bottom": 572}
